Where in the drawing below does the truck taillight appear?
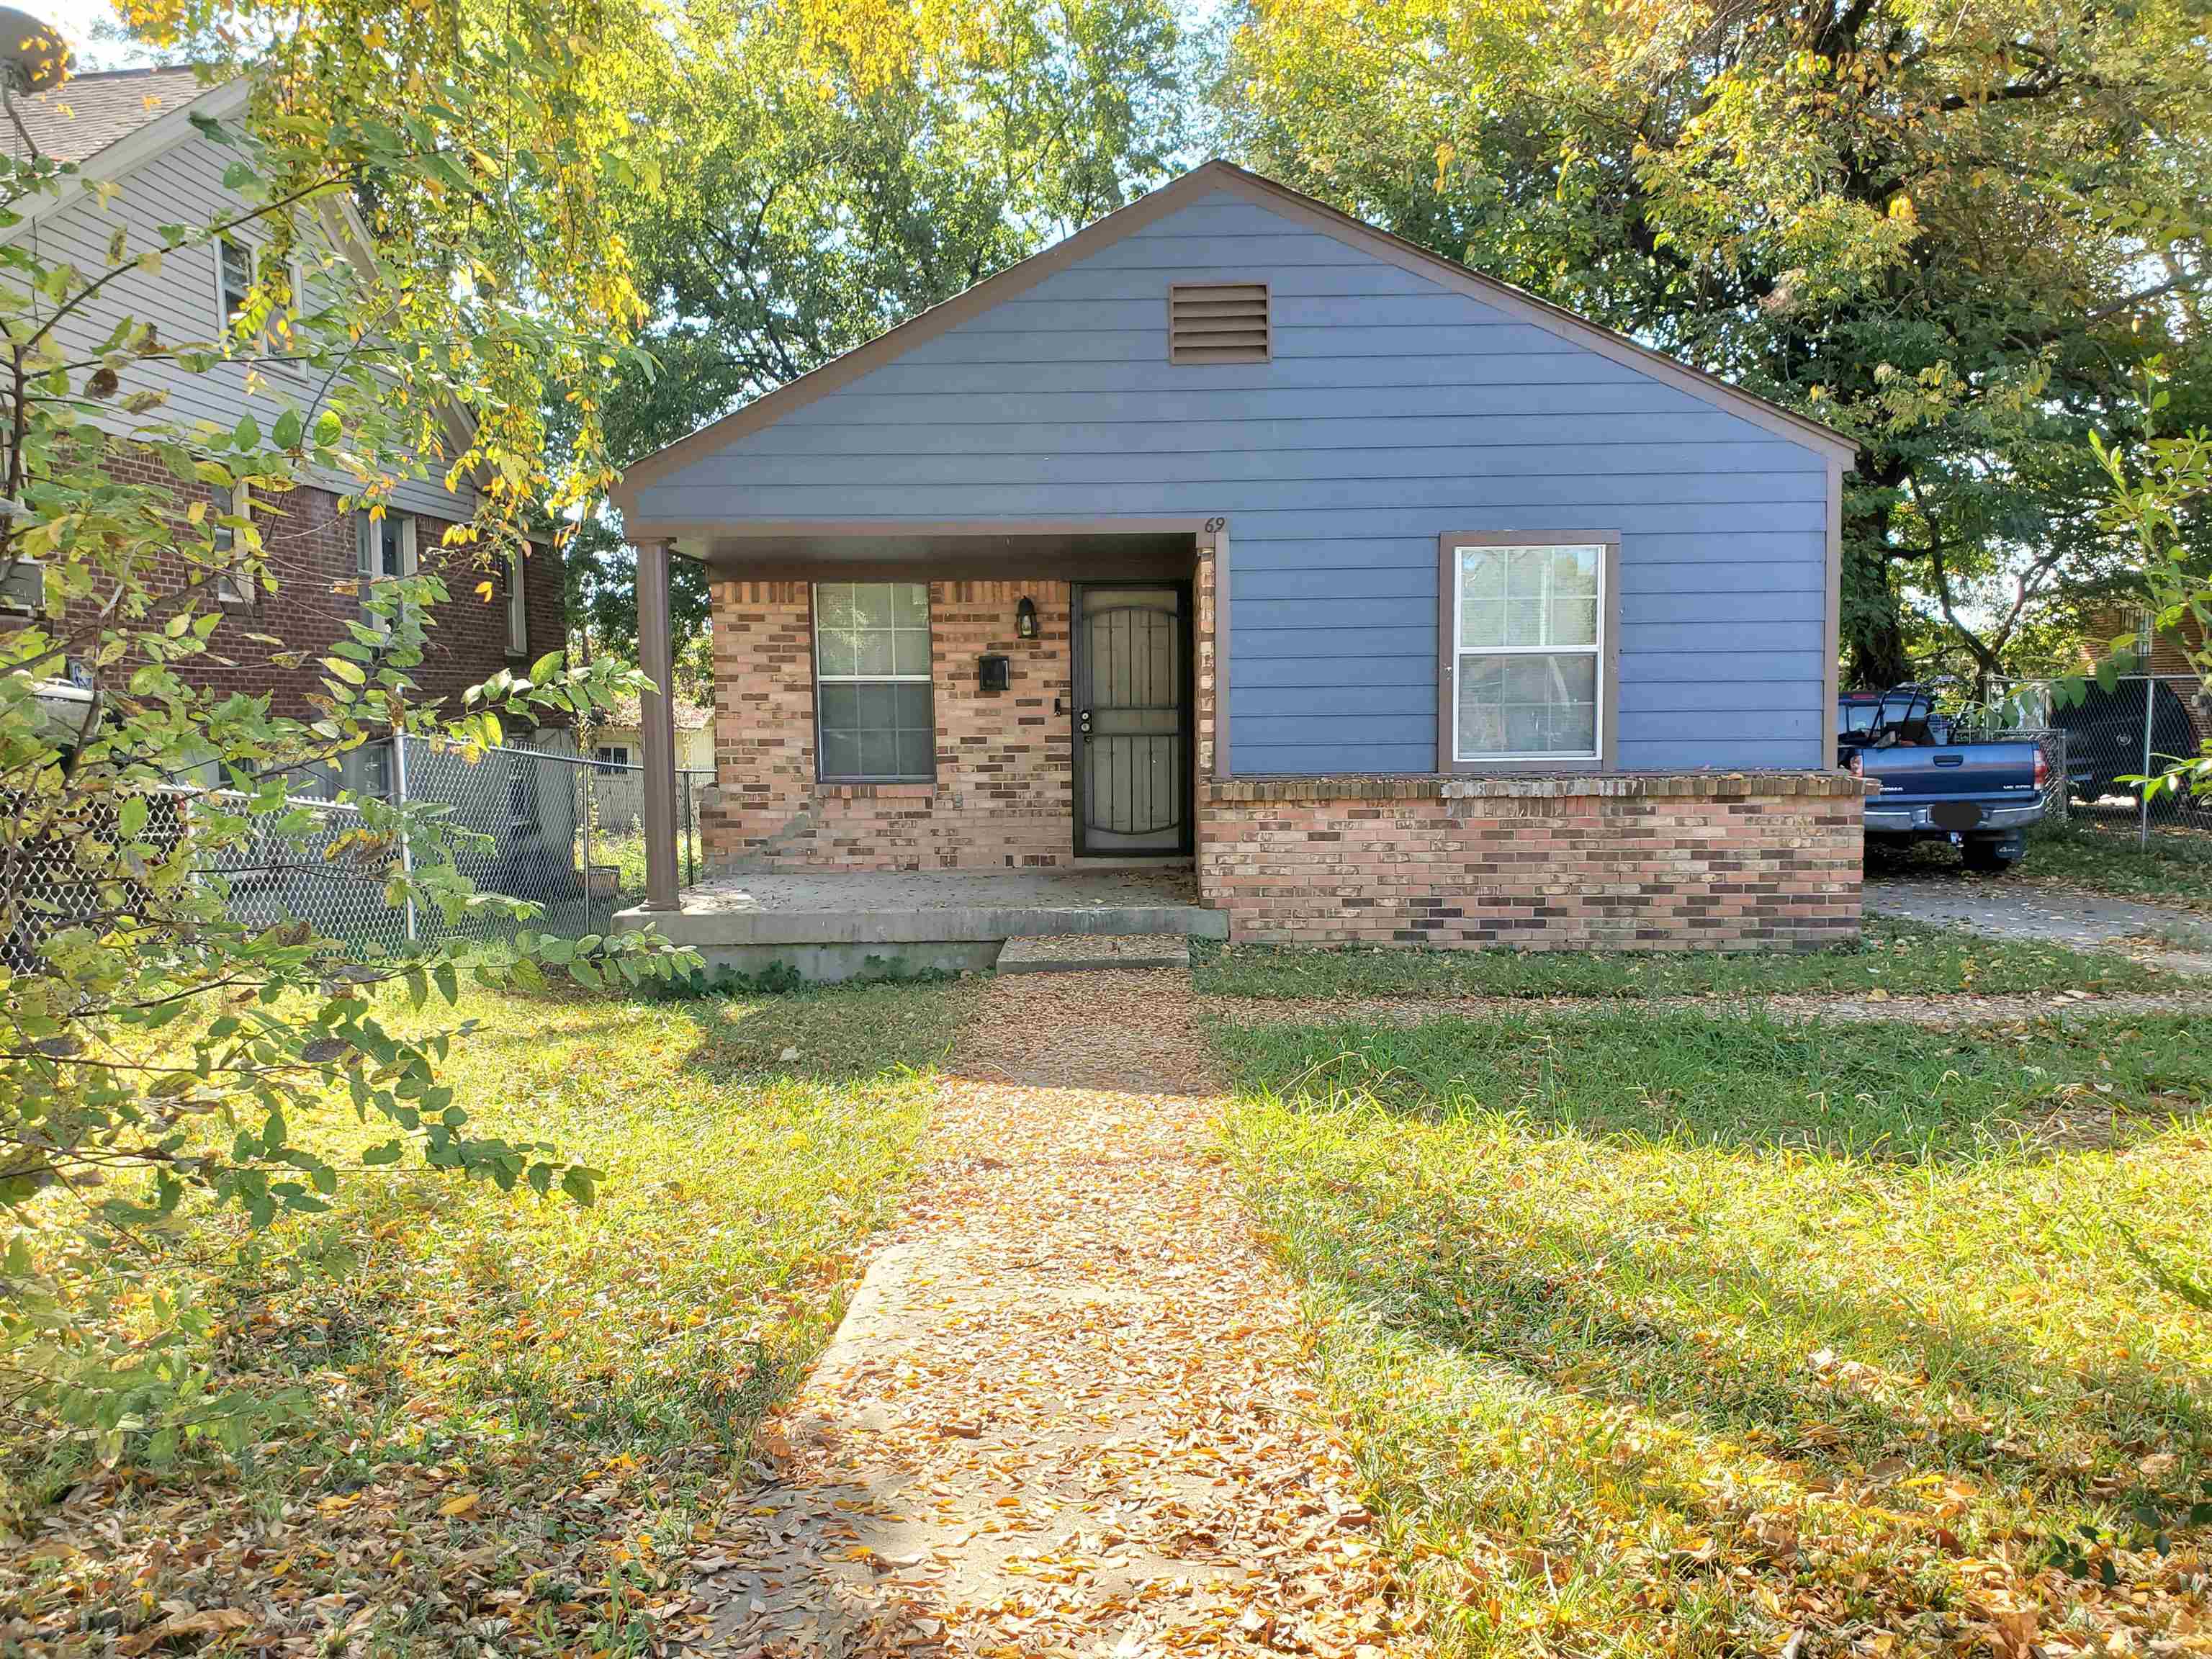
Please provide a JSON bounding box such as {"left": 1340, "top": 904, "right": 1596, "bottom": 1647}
{"left": 2033, "top": 746, "right": 2049, "bottom": 791}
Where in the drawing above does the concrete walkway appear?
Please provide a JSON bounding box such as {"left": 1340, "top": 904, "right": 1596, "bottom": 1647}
{"left": 1864, "top": 875, "right": 2212, "bottom": 973}
{"left": 682, "top": 971, "right": 1421, "bottom": 1658}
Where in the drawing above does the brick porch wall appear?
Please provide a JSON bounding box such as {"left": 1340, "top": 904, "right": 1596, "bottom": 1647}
{"left": 1200, "top": 772, "right": 1865, "bottom": 951}
{"left": 702, "top": 578, "right": 1079, "bottom": 870}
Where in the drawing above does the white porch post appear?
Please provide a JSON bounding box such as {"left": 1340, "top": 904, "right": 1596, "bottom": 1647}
{"left": 634, "top": 536, "right": 682, "bottom": 912}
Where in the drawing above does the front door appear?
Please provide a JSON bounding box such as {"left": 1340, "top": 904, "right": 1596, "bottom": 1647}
{"left": 1071, "top": 583, "right": 1192, "bottom": 856}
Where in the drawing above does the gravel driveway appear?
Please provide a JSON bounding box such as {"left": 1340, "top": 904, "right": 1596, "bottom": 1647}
{"left": 1865, "top": 873, "right": 2212, "bottom": 972}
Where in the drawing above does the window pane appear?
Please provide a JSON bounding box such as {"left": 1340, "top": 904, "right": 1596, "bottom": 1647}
{"left": 815, "top": 584, "right": 855, "bottom": 631}
{"left": 1456, "top": 543, "right": 1602, "bottom": 649}
{"left": 855, "top": 629, "right": 895, "bottom": 676}
{"left": 894, "top": 727, "right": 935, "bottom": 778}
{"left": 817, "top": 629, "right": 859, "bottom": 679}
{"left": 1457, "top": 649, "right": 1598, "bottom": 757}
{"left": 858, "top": 728, "right": 897, "bottom": 777}
{"left": 856, "top": 584, "right": 895, "bottom": 629}
{"left": 892, "top": 629, "right": 931, "bottom": 677}
{"left": 891, "top": 583, "right": 928, "bottom": 627}
{"left": 817, "top": 729, "right": 861, "bottom": 780}
{"left": 819, "top": 683, "right": 860, "bottom": 729}
{"left": 891, "top": 682, "right": 933, "bottom": 732}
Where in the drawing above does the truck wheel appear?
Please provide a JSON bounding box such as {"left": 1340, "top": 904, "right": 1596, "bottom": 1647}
{"left": 1961, "top": 838, "right": 2017, "bottom": 873}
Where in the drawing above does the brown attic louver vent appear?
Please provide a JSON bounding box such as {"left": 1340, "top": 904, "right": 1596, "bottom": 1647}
{"left": 1168, "top": 282, "right": 1270, "bottom": 364}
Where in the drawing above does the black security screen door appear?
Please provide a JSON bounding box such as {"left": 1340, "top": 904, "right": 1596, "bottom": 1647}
{"left": 1071, "top": 583, "right": 1192, "bottom": 855}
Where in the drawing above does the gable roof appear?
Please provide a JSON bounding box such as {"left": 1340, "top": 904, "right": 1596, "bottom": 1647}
{"left": 6, "top": 64, "right": 214, "bottom": 162}
{"left": 614, "top": 158, "right": 1857, "bottom": 516}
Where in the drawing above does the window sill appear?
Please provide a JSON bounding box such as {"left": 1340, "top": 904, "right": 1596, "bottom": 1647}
{"left": 817, "top": 781, "right": 936, "bottom": 799}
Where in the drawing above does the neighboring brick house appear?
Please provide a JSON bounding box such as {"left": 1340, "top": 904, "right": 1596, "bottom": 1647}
{"left": 2090, "top": 606, "right": 2211, "bottom": 716}
{"left": 614, "top": 161, "right": 1866, "bottom": 954}
{"left": 3, "top": 65, "right": 564, "bottom": 757}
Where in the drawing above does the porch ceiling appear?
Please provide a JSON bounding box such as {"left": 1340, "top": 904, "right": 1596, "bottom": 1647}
{"left": 675, "top": 528, "right": 1199, "bottom": 580}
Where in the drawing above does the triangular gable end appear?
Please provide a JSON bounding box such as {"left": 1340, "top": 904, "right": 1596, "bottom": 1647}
{"left": 613, "top": 159, "right": 1855, "bottom": 520}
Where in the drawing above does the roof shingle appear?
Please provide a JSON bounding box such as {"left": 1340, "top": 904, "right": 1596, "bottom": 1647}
{"left": 5, "top": 64, "right": 217, "bottom": 163}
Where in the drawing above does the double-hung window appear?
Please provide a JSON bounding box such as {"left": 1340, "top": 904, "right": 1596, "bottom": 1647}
{"left": 356, "top": 512, "right": 416, "bottom": 636}
{"left": 505, "top": 549, "right": 529, "bottom": 655}
{"left": 209, "top": 481, "right": 253, "bottom": 604}
{"left": 1444, "top": 535, "right": 1611, "bottom": 765}
{"left": 217, "top": 236, "right": 306, "bottom": 361}
{"left": 813, "top": 582, "right": 933, "bottom": 782}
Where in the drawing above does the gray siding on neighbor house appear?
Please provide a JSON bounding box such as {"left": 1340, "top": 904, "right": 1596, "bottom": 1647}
{"left": 631, "top": 190, "right": 1835, "bottom": 773}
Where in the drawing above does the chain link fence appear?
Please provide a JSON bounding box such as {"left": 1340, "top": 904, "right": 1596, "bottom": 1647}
{"left": 1987, "top": 675, "right": 2211, "bottom": 845}
{"left": 3, "top": 735, "right": 711, "bottom": 966}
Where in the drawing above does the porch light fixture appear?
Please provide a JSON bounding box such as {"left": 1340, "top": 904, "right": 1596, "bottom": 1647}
{"left": 1015, "top": 595, "right": 1038, "bottom": 639}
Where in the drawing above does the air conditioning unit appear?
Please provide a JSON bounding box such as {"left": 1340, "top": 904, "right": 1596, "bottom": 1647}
{"left": 0, "top": 558, "right": 44, "bottom": 614}
{"left": 31, "top": 677, "right": 99, "bottom": 750}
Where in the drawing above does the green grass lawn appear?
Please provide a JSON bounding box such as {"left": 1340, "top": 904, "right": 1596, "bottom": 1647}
{"left": 2020, "top": 820, "right": 2212, "bottom": 914}
{"left": 1193, "top": 914, "right": 2177, "bottom": 1002}
{"left": 1218, "top": 1007, "right": 2212, "bottom": 1657}
{"left": 1, "top": 976, "right": 978, "bottom": 1655}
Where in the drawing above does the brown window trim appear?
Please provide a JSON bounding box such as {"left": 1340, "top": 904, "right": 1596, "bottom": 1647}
{"left": 810, "top": 579, "right": 938, "bottom": 785}
{"left": 1437, "top": 529, "right": 1622, "bottom": 774}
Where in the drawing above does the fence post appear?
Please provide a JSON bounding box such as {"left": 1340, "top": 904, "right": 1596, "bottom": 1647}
{"left": 580, "top": 749, "right": 593, "bottom": 927}
{"left": 392, "top": 732, "right": 418, "bottom": 944}
{"left": 681, "top": 770, "right": 695, "bottom": 888}
{"left": 2141, "top": 674, "right": 2157, "bottom": 850}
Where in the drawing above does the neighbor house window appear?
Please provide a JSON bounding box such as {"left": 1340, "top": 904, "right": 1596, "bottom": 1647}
{"left": 217, "top": 237, "right": 306, "bottom": 360}
{"left": 356, "top": 511, "right": 416, "bottom": 636}
{"left": 505, "top": 548, "right": 529, "bottom": 655}
{"left": 217, "top": 237, "right": 254, "bottom": 335}
{"left": 209, "top": 481, "right": 253, "bottom": 604}
{"left": 1442, "top": 534, "right": 1612, "bottom": 766}
{"left": 813, "top": 582, "right": 933, "bottom": 781}
{"left": 593, "top": 744, "right": 631, "bottom": 773}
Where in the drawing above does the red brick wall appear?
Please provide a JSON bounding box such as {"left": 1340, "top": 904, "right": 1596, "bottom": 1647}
{"left": 97, "top": 447, "right": 563, "bottom": 727}
{"left": 1199, "top": 773, "right": 1865, "bottom": 951}
{"left": 702, "top": 579, "right": 1077, "bottom": 870}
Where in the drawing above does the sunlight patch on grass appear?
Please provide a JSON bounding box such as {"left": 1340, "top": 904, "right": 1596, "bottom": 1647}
{"left": 1220, "top": 1007, "right": 2212, "bottom": 1656}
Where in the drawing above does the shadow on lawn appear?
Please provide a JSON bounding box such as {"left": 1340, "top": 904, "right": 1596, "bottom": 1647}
{"left": 1262, "top": 1175, "right": 2212, "bottom": 1519}
{"left": 1226, "top": 1007, "right": 2212, "bottom": 1166}
{"left": 477, "top": 976, "right": 979, "bottom": 1088}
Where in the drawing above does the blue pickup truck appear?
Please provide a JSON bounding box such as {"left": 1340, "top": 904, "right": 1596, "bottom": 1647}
{"left": 1838, "top": 687, "right": 2048, "bottom": 872}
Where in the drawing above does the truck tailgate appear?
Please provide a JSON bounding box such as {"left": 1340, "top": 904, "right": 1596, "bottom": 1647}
{"left": 1861, "top": 741, "right": 2041, "bottom": 799}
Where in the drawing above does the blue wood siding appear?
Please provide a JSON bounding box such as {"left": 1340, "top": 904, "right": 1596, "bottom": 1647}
{"left": 633, "top": 189, "right": 1835, "bottom": 773}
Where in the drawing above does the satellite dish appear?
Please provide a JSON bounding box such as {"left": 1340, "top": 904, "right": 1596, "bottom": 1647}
{"left": 0, "top": 9, "right": 71, "bottom": 94}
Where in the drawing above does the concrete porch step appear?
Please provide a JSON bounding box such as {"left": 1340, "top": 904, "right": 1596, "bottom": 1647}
{"left": 994, "top": 935, "right": 1192, "bottom": 975}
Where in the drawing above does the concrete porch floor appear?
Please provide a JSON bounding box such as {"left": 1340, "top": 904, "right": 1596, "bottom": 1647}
{"left": 615, "top": 863, "right": 1226, "bottom": 983}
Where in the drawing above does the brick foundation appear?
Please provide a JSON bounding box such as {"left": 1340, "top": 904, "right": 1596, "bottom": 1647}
{"left": 703, "top": 579, "right": 1079, "bottom": 870}
{"left": 1198, "top": 772, "right": 1865, "bottom": 951}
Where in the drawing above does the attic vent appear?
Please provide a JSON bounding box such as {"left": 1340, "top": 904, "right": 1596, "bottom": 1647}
{"left": 1168, "top": 282, "right": 1269, "bottom": 364}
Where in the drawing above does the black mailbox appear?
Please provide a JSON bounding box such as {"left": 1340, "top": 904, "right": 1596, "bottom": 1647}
{"left": 978, "top": 653, "right": 1010, "bottom": 692}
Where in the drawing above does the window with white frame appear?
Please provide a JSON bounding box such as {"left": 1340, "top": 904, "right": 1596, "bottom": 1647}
{"left": 217, "top": 237, "right": 254, "bottom": 336}
{"left": 813, "top": 582, "right": 933, "bottom": 782}
{"left": 209, "top": 480, "right": 253, "bottom": 604}
{"left": 593, "top": 744, "right": 631, "bottom": 773}
{"left": 505, "top": 548, "right": 529, "bottom": 655}
{"left": 217, "top": 236, "right": 306, "bottom": 361}
{"left": 1447, "top": 539, "right": 1607, "bottom": 763}
{"left": 356, "top": 512, "right": 416, "bottom": 634}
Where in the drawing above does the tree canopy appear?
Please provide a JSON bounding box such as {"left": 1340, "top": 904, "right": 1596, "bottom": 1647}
{"left": 1217, "top": 0, "right": 2212, "bottom": 690}
{"left": 563, "top": 0, "right": 1187, "bottom": 655}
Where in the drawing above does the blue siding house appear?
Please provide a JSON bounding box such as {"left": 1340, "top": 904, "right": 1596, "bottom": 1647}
{"left": 613, "top": 161, "right": 1866, "bottom": 956}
